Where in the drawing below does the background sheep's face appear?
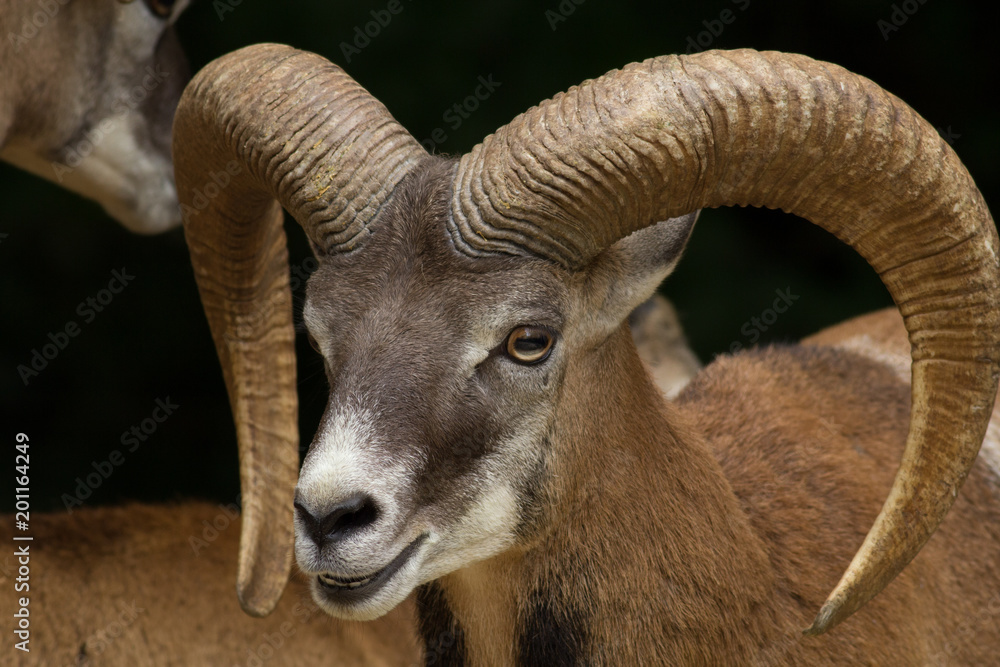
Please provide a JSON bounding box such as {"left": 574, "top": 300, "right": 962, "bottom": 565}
{"left": 0, "top": 0, "right": 191, "bottom": 233}
{"left": 293, "top": 164, "right": 584, "bottom": 620}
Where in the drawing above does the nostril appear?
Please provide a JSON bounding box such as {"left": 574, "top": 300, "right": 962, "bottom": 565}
{"left": 296, "top": 494, "right": 379, "bottom": 547}
{"left": 321, "top": 493, "right": 379, "bottom": 538}
{"left": 294, "top": 500, "right": 317, "bottom": 528}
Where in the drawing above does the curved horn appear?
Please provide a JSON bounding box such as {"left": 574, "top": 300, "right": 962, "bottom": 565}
{"left": 450, "top": 49, "right": 1000, "bottom": 633}
{"left": 173, "top": 44, "right": 425, "bottom": 615}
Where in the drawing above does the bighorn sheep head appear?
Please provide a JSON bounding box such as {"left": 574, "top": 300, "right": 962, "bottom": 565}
{"left": 0, "top": 0, "right": 190, "bottom": 232}
{"left": 174, "top": 45, "right": 999, "bottom": 639}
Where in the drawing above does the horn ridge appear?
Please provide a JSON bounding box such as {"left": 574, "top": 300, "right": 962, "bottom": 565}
{"left": 174, "top": 43, "right": 425, "bottom": 615}
{"left": 451, "top": 47, "right": 1000, "bottom": 633}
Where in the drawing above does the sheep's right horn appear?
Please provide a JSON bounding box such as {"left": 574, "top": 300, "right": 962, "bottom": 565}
{"left": 173, "top": 44, "right": 425, "bottom": 616}
{"left": 451, "top": 49, "right": 1000, "bottom": 633}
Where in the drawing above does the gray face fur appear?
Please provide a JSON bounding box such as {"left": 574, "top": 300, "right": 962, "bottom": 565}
{"left": 293, "top": 159, "right": 696, "bottom": 620}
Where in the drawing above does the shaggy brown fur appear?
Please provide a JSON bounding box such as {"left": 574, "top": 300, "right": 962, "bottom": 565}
{"left": 433, "top": 313, "right": 1000, "bottom": 665}
{"left": 0, "top": 502, "right": 420, "bottom": 665}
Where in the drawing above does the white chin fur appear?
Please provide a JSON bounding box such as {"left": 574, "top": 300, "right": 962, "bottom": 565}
{"left": 304, "top": 537, "right": 433, "bottom": 621}
{"left": 297, "top": 479, "right": 521, "bottom": 620}
{"left": 63, "top": 118, "right": 182, "bottom": 234}
{"left": 294, "top": 403, "right": 535, "bottom": 620}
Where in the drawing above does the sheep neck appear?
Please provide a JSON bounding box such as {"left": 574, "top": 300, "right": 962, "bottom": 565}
{"left": 427, "top": 326, "right": 779, "bottom": 665}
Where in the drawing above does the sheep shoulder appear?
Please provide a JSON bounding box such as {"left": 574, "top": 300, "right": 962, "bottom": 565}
{"left": 673, "top": 310, "right": 1000, "bottom": 663}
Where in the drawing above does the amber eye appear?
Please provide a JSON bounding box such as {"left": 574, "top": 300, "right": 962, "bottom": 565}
{"left": 144, "top": 0, "right": 175, "bottom": 18}
{"left": 505, "top": 326, "right": 554, "bottom": 365}
{"left": 307, "top": 334, "right": 321, "bottom": 354}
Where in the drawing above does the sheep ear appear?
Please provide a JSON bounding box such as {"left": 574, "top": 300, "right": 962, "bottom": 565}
{"left": 582, "top": 211, "right": 698, "bottom": 330}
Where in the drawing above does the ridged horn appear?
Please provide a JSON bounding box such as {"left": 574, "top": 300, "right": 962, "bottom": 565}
{"left": 450, "top": 49, "right": 1000, "bottom": 633}
{"left": 173, "top": 44, "right": 425, "bottom": 616}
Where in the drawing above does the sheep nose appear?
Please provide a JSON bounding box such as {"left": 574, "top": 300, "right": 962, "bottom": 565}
{"left": 294, "top": 493, "right": 380, "bottom": 548}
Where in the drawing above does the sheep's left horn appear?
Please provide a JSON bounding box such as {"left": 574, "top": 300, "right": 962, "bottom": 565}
{"left": 451, "top": 49, "right": 1000, "bottom": 633}
{"left": 174, "top": 44, "right": 425, "bottom": 615}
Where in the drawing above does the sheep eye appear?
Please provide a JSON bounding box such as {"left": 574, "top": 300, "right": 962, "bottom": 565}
{"left": 505, "top": 326, "right": 554, "bottom": 365}
{"left": 307, "top": 334, "right": 321, "bottom": 354}
{"left": 144, "top": 0, "right": 175, "bottom": 18}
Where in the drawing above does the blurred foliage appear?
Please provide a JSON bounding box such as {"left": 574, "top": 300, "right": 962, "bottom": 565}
{"left": 1, "top": 0, "right": 996, "bottom": 511}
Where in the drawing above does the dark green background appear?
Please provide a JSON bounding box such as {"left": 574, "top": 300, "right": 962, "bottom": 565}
{"left": 2, "top": 0, "right": 997, "bottom": 512}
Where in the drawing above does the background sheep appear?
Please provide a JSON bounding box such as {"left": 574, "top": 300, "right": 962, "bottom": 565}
{"left": 0, "top": 0, "right": 191, "bottom": 233}
{"left": 629, "top": 295, "right": 701, "bottom": 398}
{"left": 0, "top": 501, "right": 420, "bottom": 665}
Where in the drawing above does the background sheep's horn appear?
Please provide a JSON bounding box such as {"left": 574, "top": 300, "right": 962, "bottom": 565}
{"left": 173, "top": 44, "right": 426, "bottom": 616}
{"left": 451, "top": 48, "right": 1000, "bottom": 633}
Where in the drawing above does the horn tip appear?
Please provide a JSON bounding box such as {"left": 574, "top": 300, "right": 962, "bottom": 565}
{"left": 803, "top": 601, "right": 840, "bottom": 636}
{"left": 235, "top": 520, "right": 295, "bottom": 618}
{"left": 804, "top": 580, "right": 864, "bottom": 636}
{"left": 236, "top": 574, "right": 288, "bottom": 618}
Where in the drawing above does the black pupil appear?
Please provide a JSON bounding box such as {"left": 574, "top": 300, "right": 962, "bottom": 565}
{"left": 515, "top": 333, "right": 548, "bottom": 353}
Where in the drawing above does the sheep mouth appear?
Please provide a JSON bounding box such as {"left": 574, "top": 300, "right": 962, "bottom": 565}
{"left": 316, "top": 534, "right": 427, "bottom": 603}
